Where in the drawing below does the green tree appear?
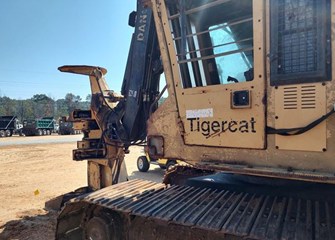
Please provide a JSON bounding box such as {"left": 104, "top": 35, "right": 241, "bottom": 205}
{"left": 65, "top": 93, "right": 82, "bottom": 113}
{"left": 0, "top": 93, "right": 90, "bottom": 121}
{"left": 55, "top": 99, "right": 68, "bottom": 118}
{"left": 16, "top": 99, "right": 34, "bottom": 121}
{"left": 0, "top": 97, "right": 16, "bottom": 115}
{"left": 32, "top": 94, "right": 54, "bottom": 118}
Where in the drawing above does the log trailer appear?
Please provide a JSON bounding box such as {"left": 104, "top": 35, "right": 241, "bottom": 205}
{"left": 56, "top": 0, "right": 335, "bottom": 239}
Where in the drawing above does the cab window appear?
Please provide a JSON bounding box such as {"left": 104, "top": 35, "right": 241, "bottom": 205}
{"left": 166, "top": 0, "right": 254, "bottom": 88}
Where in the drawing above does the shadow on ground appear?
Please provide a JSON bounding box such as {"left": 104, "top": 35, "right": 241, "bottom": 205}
{"left": 129, "top": 167, "right": 164, "bottom": 183}
{"left": 0, "top": 210, "right": 57, "bottom": 240}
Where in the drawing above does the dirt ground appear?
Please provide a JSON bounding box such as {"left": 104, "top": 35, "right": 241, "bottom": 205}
{"left": 0, "top": 137, "right": 164, "bottom": 240}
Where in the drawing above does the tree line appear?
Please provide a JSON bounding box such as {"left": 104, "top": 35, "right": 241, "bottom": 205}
{"left": 0, "top": 93, "right": 91, "bottom": 121}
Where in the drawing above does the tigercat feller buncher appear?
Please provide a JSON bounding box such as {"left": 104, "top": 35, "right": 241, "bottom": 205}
{"left": 56, "top": 0, "right": 335, "bottom": 239}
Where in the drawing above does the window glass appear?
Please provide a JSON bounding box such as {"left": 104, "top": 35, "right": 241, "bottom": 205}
{"left": 209, "top": 24, "right": 253, "bottom": 84}
{"left": 166, "top": 0, "right": 254, "bottom": 88}
{"left": 270, "top": 0, "right": 331, "bottom": 85}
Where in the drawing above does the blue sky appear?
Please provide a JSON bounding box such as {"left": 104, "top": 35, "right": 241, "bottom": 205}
{"left": 0, "top": 0, "right": 136, "bottom": 100}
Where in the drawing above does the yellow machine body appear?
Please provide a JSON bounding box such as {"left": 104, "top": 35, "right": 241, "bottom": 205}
{"left": 146, "top": 0, "right": 335, "bottom": 184}
{"left": 56, "top": 2, "right": 335, "bottom": 239}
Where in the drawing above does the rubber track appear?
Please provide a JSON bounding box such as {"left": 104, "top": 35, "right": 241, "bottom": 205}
{"left": 72, "top": 179, "right": 335, "bottom": 240}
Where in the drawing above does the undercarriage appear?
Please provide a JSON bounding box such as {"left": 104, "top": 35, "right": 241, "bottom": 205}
{"left": 56, "top": 173, "right": 335, "bottom": 240}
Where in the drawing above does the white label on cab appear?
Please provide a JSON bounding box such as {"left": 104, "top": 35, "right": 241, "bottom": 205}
{"left": 186, "top": 108, "right": 213, "bottom": 119}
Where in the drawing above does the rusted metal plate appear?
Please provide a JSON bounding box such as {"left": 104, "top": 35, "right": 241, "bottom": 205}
{"left": 74, "top": 179, "right": 335, "bottom": 240}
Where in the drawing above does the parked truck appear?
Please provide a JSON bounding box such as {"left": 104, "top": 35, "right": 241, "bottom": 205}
{"left": 0, "top": 116, "right": 23, "bottom": 137}
{"left": 58, "top": 116, "right": 81, "bottom": 135}
{"left": 22, "top": 117, "right": 55, "bottom": 136}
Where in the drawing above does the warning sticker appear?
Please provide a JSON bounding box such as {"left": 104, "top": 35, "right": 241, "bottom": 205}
{"left": 186, "top": 108, "right": 213, "bottom": 119}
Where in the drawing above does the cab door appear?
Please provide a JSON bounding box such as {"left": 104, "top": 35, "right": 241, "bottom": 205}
{"left": 161, "top": 0, "right": 266, "bottom": 149}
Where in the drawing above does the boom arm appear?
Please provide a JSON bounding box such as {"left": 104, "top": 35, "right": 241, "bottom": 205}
{"left": 121, "top": 2, "right": 162, "bottom": 143}
{"left": 60, "top": 2, "right": 161, "bottom": 145}
{"left": 58, "top": 2, "right": 162, "bottom": 189}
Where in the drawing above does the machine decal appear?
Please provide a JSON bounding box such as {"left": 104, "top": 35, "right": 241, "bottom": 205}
{"left": 128, "top": 90, "right": 137, "bottom": 98}
{"left": 187, "top": 117, "right": 257, "bottom": 137}
{"left": 186, "top": 108, "right": 213, "bottom": 118}
{"left": 137, "top": 10, "right": 148, "bottom": 41}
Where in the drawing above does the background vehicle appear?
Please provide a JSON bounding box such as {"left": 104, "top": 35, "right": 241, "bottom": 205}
{"left": 0, "top": 116, "right": 23, "bottom": 137}
{"left": 137, "top": 153, "right": 179, "bottom": 172}
{"left": 56, "top": 1, "right": 335, "bottom": 240}
{"left": 58, "top": 116, "right": 81, "bottom": 135}
{"left": 22, "top": 117, "right": 55, "bottom": 136}
{"left": 53, "top": 123, "right": 59, "bottom": 133}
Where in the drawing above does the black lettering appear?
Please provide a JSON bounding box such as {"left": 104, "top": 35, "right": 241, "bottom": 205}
{"left": 250, "top": 117, "right": 256, "bottom": 133}
{"left": 228, "top": 121, "right": 237, "bottom": 132}
{"left": 188, "top": 118, "right": 257, "bottom": 135}
{"left": 201, "top": 121, "right": 210, "bottom": 136}
{"left": 188, "top": 118, "right": 196, "bottom": 132}
{"left": 221, "top": 121, "right": 228, "bottom": 132}
{"left": 239, "top": 121, "right": 249, "bottom": 133}
{"left": 211, "top": 121, "right": 220, "bottom": 133}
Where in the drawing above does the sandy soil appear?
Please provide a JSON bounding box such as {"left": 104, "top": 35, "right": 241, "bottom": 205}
{"left": 0, "top": 139, "right": 163, "bottom": 240}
